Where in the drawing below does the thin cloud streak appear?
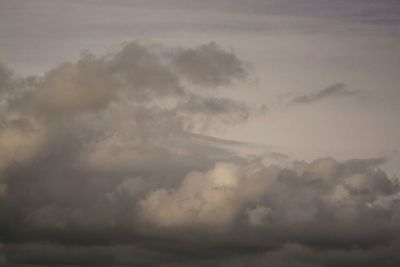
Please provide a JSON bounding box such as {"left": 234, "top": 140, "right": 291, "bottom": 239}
{"left": 291, "top": 83, "right": 355, "bottom": 105}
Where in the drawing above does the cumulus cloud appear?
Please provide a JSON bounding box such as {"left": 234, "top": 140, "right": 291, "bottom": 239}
{"left": 2, "top": 156, "right": 399, "bottom": 266}
{"left": 0, "top": 42, "right": 399, "bottom": 267}
{"left": 140, "top": 157, "right": 399, "bottom": 232}
{"left": 140, "top": 163, "right": 241, "bottom": 228}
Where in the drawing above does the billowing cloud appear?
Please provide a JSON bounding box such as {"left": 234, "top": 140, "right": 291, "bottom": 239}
{"left": 140, "top": 163, "right": 241, "bottom": 228}
{"left": 140, "top": 157, "right": 399, "bottom": 231}
{"left": 0, "top": 42, "right": 399, "bottom": 267}
{"left": 2, "top": 156, "right": 399, "bottom": 266}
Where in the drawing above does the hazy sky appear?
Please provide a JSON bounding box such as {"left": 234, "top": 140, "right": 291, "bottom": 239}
{"left": 1, "top": 1, "right": 400, "bottom": 266}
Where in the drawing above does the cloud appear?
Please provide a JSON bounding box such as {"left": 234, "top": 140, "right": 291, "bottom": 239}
{"left": 16, "top": 44, "right": 184, "bottom": 117}
{"left": 292, "top": 83, "right": 354, "bottom": 105}
{"left": 9, "top": 42, "right": 251, "bottom": 126}
{"left": 171, "top": 42, "right": 249, "bottom": 87}
{"left": 140, "top": 163, "right": 241, "bottom": 228}
{"left": 0, "top": 42, "right": 399, "bottom": 267}
{"left": 1, "top": 156, "right": 399, "bottom": 266}
{"left": 175, "top": 95, "right": 250, "bottom": 131}
{"left": 139, "top": 157, "right": 399, "bottom": 230}
{"left": 0, "top": 113, "right": 48, "bottom": 196}
{"left": 0, "top": 63, "right": 14, "bottom": 95}
{"left": 0, "top": 40, "right": 253, "bottom": 225}
{"left": 246, "top": 205, "right": 271, "bottom": 226}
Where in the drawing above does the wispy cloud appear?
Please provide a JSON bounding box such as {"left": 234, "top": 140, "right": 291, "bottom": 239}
{"left": 291, "top": 83, "right": 355, "bottom": 105}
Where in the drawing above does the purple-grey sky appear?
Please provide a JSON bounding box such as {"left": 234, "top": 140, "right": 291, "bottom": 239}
{"left": 1, "top": 1, "right": 400, "bottom": 266}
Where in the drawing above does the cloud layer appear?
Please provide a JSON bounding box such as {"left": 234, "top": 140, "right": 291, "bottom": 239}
{"left": 0, "top": 42, "right": 399, "bottom": 267}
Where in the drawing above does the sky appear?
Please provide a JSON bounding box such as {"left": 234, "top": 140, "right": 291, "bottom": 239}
{"left": 0, "top": 0, "right": 400, "bottom": 266}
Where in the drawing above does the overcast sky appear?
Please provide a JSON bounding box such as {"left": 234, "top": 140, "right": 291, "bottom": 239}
{"left": 1, "top": 1, "right": 400, "bottom": 266}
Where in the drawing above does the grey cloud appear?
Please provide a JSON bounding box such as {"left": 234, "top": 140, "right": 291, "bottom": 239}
{"left": 171, "top": 42, "right": 248, "bottom": 87}
{"left": 10, "top": 42, "right": 250, "bottom": 123}
{"left": 175, "top": 95, "right": 250, "bottom": 131}
{"left": 88, "top": 1, "right": 400, "bottom": 25}
{"left": 34, "top": 56, "right": 115, "bottom": 115}
{"left": 292, "top": 83, "right": 354, "bottom": 105}
{"left": 0, "top": 42, "right": 399, "bottom": 267}
{"left": 214, "top": 241, "right": 400, "bottom": 267}
{"left": 0, "top": 63, "right": 13, "bottom": 95}
{"left": 0, "top": 40, "right": 253, "bottom": 209}
{"left": 140, "top": 157, "right": 399, "bottom": 231}
{"left": 0, "top": 41, "right": 254, "bottom": 245}
{"left": 0, "top": 64, "right": 22, "bottom": 115}
{"left": 1, "top": 157, "right": 399, "bottom": 266}
{"left": 16, "top": 45, "right": 183, "bottom": 117}
{"left": 110, "top": 43, "right": 184, "bottom": 99}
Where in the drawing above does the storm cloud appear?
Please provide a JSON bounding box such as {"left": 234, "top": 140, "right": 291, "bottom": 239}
{"left": 0, "top": 41, "right": 399, "bottom": 267}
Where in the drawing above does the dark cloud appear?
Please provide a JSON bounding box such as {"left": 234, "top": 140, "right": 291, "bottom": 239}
{"left": 0, "top": 42, "right": 399, "bottom": 267}
{"left": 86, "top": 0, "right": 400, "bottom": 25}
{"left": 292, "top": 83, "right": 354, "bottom": 105}
{"left": 0, "top": 63, "right": 13, "bottom": 94}
{"left": 1, "top": 156, "right": 399, "bottom": 266}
